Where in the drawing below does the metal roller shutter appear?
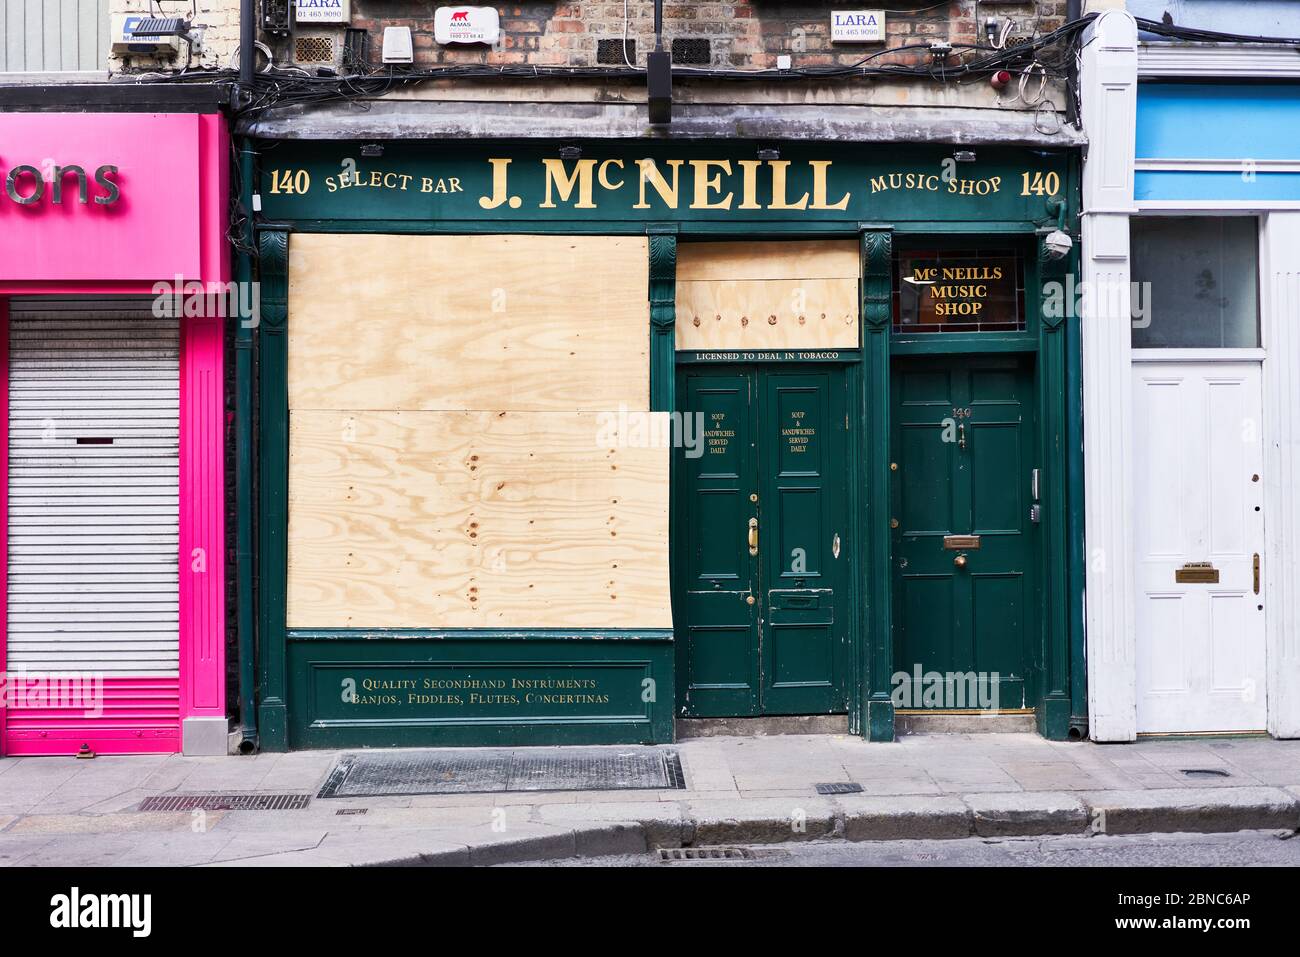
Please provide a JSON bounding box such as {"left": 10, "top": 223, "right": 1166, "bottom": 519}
{"left": 7, "top": 297, "right": 180, "bottom": 676}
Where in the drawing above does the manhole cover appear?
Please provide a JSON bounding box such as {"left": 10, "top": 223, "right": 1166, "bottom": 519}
{"left": 139, "top": 793, "right": 310, "bottom": 812}
{"left": 1181, "top": 768, "right": 1231, "bottom": 778}
{"left": 815, "top": 782, "right": 864, "bottom": 795}
{"left": 318, "top": 748, "right": 686, "bottom": 798}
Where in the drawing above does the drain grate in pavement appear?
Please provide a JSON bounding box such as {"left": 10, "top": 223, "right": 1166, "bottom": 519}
{"left": 815, "top": 782, "right": 864, "bottom": 795}
{"left": 139, "top": 793, "right": 310, "bottom": 812}
{"left": 1181, "top": 768, "right": 1231, "bottom": 778}
{"left": 317, "top": 748, "right": 687, "bottom": 798}
{"left": 660, "top": 847, "right": 753, "bottom": 861}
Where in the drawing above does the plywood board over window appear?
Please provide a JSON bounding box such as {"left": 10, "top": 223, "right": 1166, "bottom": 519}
{"left": 287, "top": 410, "right": 671, "bottom": 630}
{"left": 675, "top": 240, "right": 860, "bottom": 351}
{"left": 287, "top": 234, "right": 651, "bottom": 413}
{"left": 285, "top": 233, "right": 669, "bottom": 631}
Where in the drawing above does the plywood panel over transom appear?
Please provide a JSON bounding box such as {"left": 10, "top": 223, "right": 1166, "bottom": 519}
{"left": 287, "top": 233, "right": 650, "bottom": 413}
{"left": 287, "top": 410, "right": 671, "bottom": 629}
{"left": 675, "top": 240, "right": 860, "bottom": 352}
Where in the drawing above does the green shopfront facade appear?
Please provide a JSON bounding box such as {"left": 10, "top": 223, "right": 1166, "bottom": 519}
{"left": 252, "top": 140, "right": 1086, "bottom": 749}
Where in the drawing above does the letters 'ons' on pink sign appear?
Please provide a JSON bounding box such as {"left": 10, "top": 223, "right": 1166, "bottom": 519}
{"left": 0, "top": 113, "right": 204, "bottom": 282}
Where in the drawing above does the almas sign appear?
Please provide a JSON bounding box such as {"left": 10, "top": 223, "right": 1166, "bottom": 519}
{"left": 2, "top": 161, "right": 121, "bottom": 207}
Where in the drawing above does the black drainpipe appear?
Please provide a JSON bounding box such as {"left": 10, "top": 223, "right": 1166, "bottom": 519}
{"left": 234, "top": 0, "right": 259, "bottom": 753}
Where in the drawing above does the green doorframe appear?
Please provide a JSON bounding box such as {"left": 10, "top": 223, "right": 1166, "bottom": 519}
{"left": 1035, "top": 230, "right": 1075, "bottom": 741}
{"left": 256, "top": 226, "right": 291, "bottom": 751}
{"left": 860, "top": 228, "right": 896, "bottom": 741}
{"left": 859, "top": 228, "right": 1079, "bottom": 742}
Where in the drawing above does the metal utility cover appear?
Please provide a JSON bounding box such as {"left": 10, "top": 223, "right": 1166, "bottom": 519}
{"left": 317, "top": 748, "right": 686, "bottom": 798}
{"left": 814, "top": 782, "right": 864, "bottom": 795}
{"left": 139, "top": 793, "right": 311, "bottom": 811}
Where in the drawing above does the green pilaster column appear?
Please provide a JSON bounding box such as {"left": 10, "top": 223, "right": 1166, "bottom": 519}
{"left": 1065, "top": 163, "right": 1089, "bottom": 740}
{"left": 256, "top": 228, "right": 290, "bottom": 751}
{"left": 648, "top": 226, "right": 678, "bottom": 412}
{"left": 1037, "top": 231, "right": 1073, "bottom": 741}
{"left": 861, "top": 228, "right": 895, "bottom": 742}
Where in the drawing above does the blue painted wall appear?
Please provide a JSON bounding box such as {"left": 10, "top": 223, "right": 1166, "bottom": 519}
{"left": 1137, "top": 84, "right": 1300, "bottom": 160}
{"left": 1135, "top": 82, "right": 1300, "bottom": 201}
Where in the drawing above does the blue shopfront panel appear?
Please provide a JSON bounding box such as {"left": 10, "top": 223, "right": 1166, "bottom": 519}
{"left": 1135, "top": 83, "right": 1300, "bottom": 202}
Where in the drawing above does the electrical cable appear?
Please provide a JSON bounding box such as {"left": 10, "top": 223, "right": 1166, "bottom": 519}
{"left": 123, "top": 12, "right": 1300, "bottom": 124}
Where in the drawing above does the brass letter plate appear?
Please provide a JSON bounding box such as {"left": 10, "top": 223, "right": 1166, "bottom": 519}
{"left": 943, "top": 535, "right": 981, "bottom": 550}
{"left": 1175, "top": 562, "right": 1220, "bottom": 584}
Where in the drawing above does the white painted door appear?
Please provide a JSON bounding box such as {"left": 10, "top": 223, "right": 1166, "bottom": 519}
{"left": 1133, "top": 360, "right": 1267, "bottom": 733}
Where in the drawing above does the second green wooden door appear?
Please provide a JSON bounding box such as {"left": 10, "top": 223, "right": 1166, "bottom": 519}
{"left": 890, "top": 355, "right": 1037, "bottom": 710}
{"left": 677, "top": 366, "right": 850, "bottom": 717}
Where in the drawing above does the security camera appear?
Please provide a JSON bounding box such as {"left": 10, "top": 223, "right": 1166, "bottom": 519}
{"left": 1043, "top": 229, "right": 1073, "bottom": 260}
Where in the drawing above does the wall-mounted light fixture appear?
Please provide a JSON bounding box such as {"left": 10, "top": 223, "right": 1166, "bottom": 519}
{"left": 647, "top": 0, "right": 672, "bottom": 124}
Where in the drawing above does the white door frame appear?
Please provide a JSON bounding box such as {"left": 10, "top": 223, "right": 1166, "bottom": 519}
{"left": 1079, "top": 10, "right": 1300, "bottom": 739}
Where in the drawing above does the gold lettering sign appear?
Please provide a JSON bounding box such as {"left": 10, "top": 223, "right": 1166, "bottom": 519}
{"left": 268, "top": 158, "right": 1064, "bottom": 216}
{"left": 896, "top": 254, "right": 1023, "bottom": 332}
{"left": 348, "top": 675, "right": 614, "bottom": 708}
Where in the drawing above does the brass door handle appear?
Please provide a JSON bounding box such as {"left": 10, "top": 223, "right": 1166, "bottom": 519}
{"left": 1254, "top": 553, "right": 1261, "bottom": 594}
{"left": 748, "top": 517, "right": 758, "bottom": 556}
{"left": 953, "top": 553, "right": 967, "bottom": 569}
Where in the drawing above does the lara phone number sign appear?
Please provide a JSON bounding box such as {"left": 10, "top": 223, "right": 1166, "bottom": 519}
{"left": 259, "top": 143, "right": 1070, "bottom": 225}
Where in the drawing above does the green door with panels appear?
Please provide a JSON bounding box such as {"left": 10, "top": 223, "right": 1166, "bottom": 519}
{"left": 676, "top": 366, "right": 850, "bottom": 717}
{"left": 890, "top": 355, "right": 1037, "bottom": 710}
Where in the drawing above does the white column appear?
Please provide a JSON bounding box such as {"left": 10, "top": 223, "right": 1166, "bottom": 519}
{"left": 1262, "top": 212, "right": 1300, "bottom": 738}
{"left": 1079, "top": 11, "right": 1139, "bottom": 741}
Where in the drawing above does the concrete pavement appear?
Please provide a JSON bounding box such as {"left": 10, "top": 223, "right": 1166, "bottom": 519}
{"left": 0, "top": 732, "right": 1298, "bottom": 866}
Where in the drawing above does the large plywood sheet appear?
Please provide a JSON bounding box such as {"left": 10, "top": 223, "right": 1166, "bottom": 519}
{"left": 676, "top": 240, "right": 859, "bottom": 282}
{"left": 287, "top": 409, "right": 672, "bottom": 630}
{"left": 287, "top": 234, "right": 650, "bottom": 412}
{"left": 675, "top": 277, "right": 859, "bottom": 351}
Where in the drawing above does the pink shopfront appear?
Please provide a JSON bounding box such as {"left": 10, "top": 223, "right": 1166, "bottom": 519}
{"left": 0, "top": 112, "right": 228, "bottom": 756}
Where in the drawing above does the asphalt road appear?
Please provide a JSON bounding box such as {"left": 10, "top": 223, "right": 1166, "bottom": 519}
{"left": 510, "top": 828, "right": 1300, "bottom": 867}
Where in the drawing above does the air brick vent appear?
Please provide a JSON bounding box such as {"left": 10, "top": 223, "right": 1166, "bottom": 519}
{"left": 672, "top": 38, "right": 711, "bottom": 65}
{"left": 597, "top": 38, "right": 635, "bottom": 65}
{"left": 295, "top": 35, "right": 335, "bottom": 64}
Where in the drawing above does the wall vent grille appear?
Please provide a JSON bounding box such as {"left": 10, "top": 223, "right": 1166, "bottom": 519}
{"left": 672, "top": 38, "right": 711, "bottom": 65}
{"left": 295, "top": 36, "right": 335, "bottom": 64}
{"left": 597, "top": 38, "right": 635, "bottom": 65}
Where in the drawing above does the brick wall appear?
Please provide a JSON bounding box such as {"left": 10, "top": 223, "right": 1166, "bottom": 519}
{"left": 330, "top": 1, "right": 1069, "bottom": 70}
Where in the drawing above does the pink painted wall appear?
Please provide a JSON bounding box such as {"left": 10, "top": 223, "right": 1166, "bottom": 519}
{"left": 178, "top": 310, "right": 226, "bottom": 733}
{"left": 0, "top": 112, "right": 228, "bottom": 756}
{"left": 0, "top": 112, "right": 228, "bottom": 291}
{"left": 0, "top": 300, "right": 6, "bottom": 753}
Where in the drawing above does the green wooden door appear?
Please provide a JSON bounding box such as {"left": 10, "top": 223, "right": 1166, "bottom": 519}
{"left": 890, "top": 356, "right": 1036, "bottom": 710}
{"left": 677, "top": 366, "right": 849, "bottom": 717}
